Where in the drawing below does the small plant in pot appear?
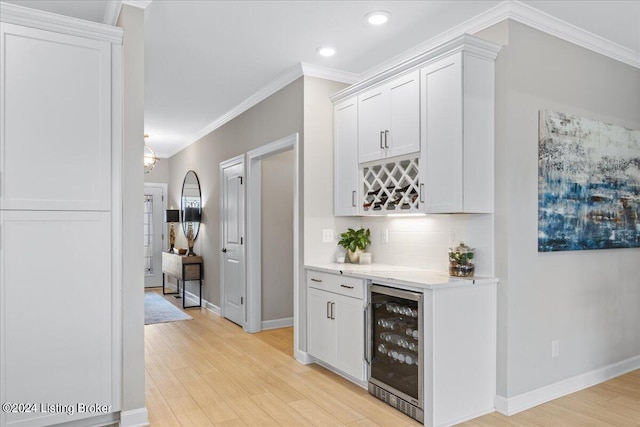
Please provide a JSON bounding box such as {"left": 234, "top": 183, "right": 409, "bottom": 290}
{"left": 338, "top": 227, "right": 371, "bottom": 264}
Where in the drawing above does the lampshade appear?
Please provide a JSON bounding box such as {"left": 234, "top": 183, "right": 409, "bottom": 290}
{"left": 165, "top": 209, "right": 180, "bottom": 223}
{"left": 183, "top": 207, "right": 201, "bottom": 223}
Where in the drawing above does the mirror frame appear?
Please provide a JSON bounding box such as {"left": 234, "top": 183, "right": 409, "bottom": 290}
{"left": 181, "top": 170, "right": 202, "bottom": 239}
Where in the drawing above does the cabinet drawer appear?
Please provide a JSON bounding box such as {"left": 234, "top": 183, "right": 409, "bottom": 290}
{"left": 307, "top": 270, "right": 364, "bottom": 299}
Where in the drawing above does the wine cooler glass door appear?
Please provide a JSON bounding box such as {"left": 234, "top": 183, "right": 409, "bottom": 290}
{"left": 370, "top": 285, "right": 423, "bottom": 406}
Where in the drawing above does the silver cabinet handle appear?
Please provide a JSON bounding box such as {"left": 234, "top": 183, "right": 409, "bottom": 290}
{"left": 364, "top": 302, "right": 371, "bottom": 364}
{"left": 379, "top": 131, "right": 384, "bottom": 149}
{"left": 327, "top": 301, "right": 331, "bottom": 318}
{"left": 420, "top": 183, "right": 424, "bottom": 203}
{"left": 351, "top": 190, "right": 356, "bottom": 207}
{"left": 384, "top": 130, "right": 389, "bottom": 148}
{"left": 331, "top": 302, "right": 336, "bottom": 319}
{"left": 311, "top": 278, "right": 322, "bottom": 283}
{"left": 340, "top": 284, "right": 354, "bottom": 289}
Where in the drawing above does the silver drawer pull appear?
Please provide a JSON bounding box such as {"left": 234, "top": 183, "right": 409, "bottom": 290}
{"left": 311, "top": 278, "right": 323, "bottom": 283}
{"left": 340, "top": 284, "right": 354, "bottom": 289}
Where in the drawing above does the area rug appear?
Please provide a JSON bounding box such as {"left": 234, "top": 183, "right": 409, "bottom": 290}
{"left": 144, "top": 292, "right": 193, "bottom": 325}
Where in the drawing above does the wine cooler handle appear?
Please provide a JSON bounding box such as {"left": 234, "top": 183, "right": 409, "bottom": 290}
{"left": 326, "top": 301, "right": 331, "bottom": 319}
{"left": 384, "top": 130, "right": 389, "bottom": 148}
{"left": 364, "top": 302, "right": 371, "bottom": 365}
{"left": 379, "top": 131, "right": 384, "bottom": 149}
{"left": 351, "top": 190, "right": 356, "bottom": 207}
{"left": 420, "top": 183, "right": 425, "bottom": 203}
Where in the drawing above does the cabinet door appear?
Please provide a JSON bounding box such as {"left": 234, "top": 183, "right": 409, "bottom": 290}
{"left": 0, "top": 210, "right": 113, "bottom": 427}
{"left": 0, "top": 24, "right": 111, "bottom": 211}
{"left": 307, "top": 287, "right": 336, "bottom": 365}
{"left": 387, "top": 70, "right": 420, "bottom": 158}
{"left": 421, "top": 54, "right": 464, "bottom": 213}
{"left": 334, "top": 98, "right": 359, "bottom": 216}
{"left": 358, "top": 86, "right": 388, "bottom": 163}
{"left": 334, "top": 293, "right": 366, "bottom": 381}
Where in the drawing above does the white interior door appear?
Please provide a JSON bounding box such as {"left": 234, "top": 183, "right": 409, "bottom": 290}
{"left": 221, "top": 157, "right": 245, "bottom": 326}
{"left": 144, "top": 186, "right": 164, "bottom": 288}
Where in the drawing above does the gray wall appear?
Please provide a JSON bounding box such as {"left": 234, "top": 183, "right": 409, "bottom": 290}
{"left": 479, "top": 20, "right": 640, "bottom": 398}
{"left": 117, "top": 4, "right": 146, "bottom": 414}
{"left": 261, "top": 150, "right": 295, "bottom": 322}
{"left": 168, "top": 78, "right": 304, "bottom": 307}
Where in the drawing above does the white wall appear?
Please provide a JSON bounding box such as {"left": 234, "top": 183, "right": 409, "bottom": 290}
{"left": 261, "top": 149, "right": 295, "bottom": 322}
{"left": 479, "top": 20, "right": 640, "bottom": 399}
{"left": 302, "top": 76, "right": 348, "bottom": 265}
{"left": 117, "top": 4, "right": 146, "bottom": 416}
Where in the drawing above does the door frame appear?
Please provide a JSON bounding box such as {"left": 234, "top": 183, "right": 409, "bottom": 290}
{"left": 245, "top": 134, "right": 301, "bottom": 345}
{"left": 143, "top": 182, "right": 168, "bottom": 287}
{"left": 219, "top": 155, "right": 246, "bottom": 325}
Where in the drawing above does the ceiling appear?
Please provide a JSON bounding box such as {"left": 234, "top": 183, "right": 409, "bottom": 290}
{"left": 4, "top": 0, "right": 640, "bottom": 157}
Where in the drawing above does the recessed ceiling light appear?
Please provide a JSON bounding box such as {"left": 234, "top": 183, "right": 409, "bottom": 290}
{"left": 365, "top": 10, "right": 390, "bottom": 25}
{"left": 317, "top": 46, "right": 337, "bottom": 57}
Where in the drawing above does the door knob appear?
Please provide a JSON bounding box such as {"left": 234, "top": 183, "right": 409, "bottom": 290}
{"left": 222, "top": 248, "right": 227, "bottom": 253}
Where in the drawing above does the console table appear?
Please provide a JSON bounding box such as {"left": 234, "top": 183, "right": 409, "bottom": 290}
{"left": 162, "top": 252, "right": 203, "bottom": 308}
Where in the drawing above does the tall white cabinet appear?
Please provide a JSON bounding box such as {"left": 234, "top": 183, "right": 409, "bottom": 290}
{"left": 0, "top": 6, "right": 123, "bottom": 427}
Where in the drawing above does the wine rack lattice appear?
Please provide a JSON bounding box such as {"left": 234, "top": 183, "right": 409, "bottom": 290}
{"left": 362, "top": 157, "right": 420, "bottom": 213}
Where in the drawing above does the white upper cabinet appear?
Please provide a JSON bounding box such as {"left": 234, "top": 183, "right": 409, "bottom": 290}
{"left": 358, "top": 71, "right": 420, "bottom": 163}
{"left": 332, "top": 35, "right": 499, "bottom": 216}
{"left": 334, "top": 97, "right": 359, "bottom": 216}
{"left": 0, "top": 23, "right": 112, "bottom": 211}
{"left": 421, "top": 51, "right": 495, "bottom": 213}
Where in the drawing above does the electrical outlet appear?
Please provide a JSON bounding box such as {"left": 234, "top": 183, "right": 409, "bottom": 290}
{"left": 382, "top": 229, "right": 389, "bottom": 244}
{"left": 551, "top": 340, "right": 560, "bottom": 358}
{"left": 322, "top": 229, "right": 334, "bottom": 243}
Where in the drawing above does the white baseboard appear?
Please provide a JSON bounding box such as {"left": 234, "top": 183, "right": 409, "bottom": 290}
{"left": 495, "top": 354, "right": 640, "bottom": 416}
{"left": 261, "top": 317, "right": 293, "bottom": 330}
{"left": 295, "top": 349, "right": 315, "bottom": 365}
{"left": 119, "top": 407, "right": 149, "bottom": 427}
{"left": 177, "top": 288, "right": 221, "bottom": 316}
{"left": 205, "top": 300, "right": 221, "bottom": 316}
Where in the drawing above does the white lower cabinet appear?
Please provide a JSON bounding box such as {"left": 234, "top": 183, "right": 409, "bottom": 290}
{"left": 306, "top": 270, "right": 366, "bottom": 382}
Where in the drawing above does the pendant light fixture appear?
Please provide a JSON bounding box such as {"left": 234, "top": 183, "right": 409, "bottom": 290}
{"left": 144, "top": 134, "right": 158, "bottom": 174}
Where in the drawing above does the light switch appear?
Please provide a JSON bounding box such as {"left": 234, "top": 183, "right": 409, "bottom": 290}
{"left": 322, "top": 229, "right": 334, "bottom": 243}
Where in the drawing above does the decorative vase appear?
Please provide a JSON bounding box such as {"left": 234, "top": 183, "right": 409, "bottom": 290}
{"left": 347, "top": 248, "right": 362, "bottom": 264}
{"left": 448, "top": 241, "right": 475, "bottom": 277}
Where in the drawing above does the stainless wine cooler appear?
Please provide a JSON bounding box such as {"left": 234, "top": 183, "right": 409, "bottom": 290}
{"left": 368, "top": 284, "right": 424, "bottom": 423}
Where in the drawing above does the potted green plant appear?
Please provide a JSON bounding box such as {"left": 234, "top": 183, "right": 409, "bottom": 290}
{"left": 338, "top": 227, "right": 371, "bottom": 264}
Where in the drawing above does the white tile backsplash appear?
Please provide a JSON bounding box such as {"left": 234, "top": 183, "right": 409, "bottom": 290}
{"left": 309, "top": 214, "right": 494, "bottom": 277}
{"left": 326, "top": 214, "right": 494, "bottom": 277}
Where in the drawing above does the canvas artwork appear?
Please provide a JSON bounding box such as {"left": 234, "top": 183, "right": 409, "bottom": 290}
{"left": 538, "top": 110, "right": 640, "bottom": 252}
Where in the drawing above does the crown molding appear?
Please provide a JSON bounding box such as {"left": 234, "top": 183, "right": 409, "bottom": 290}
{"left": 166, "top": 64, "right": 305, "bottom": 158}
{"left": 507, "top": 0, "right": 640, "bottom": 69}
{"left": 300, "top": 62, "right": 360, "bottom": 84}
{"left": 166, "top": 62, "right": 361, "bottom": 158}
{"left": 331, "top": 34, "right": 501, "bottom": 103}
{"left": 122, "top": 0, "right": 153, "bottom": 10}
{"left": 0, "top": 1, "right": 123, "bottom": 44}
{"left": 361, "top": 1, "right": 639, "bottom": 78}
{"left": 102, "top": 0, "right": 122, "bottom": 26}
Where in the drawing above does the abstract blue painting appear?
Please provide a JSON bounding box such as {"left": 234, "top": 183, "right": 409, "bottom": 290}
{"left": 538, "top": 110, "right": 640, "bottom": 252}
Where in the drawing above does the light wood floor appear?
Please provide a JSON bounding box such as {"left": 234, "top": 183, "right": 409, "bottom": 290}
{"left": 145, "top": 291, "right": 640, "bottom": 426}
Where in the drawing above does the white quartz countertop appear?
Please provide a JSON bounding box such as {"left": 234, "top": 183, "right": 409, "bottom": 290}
{"left": 305, "top": 263, "right": 498, "bottom": 290}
